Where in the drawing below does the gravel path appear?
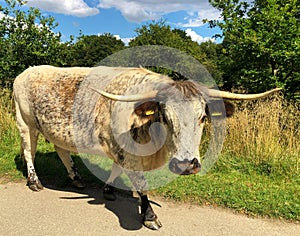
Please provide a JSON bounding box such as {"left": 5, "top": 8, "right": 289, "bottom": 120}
{"left": 0, "top": 182, "right": 299, "bottom": 236}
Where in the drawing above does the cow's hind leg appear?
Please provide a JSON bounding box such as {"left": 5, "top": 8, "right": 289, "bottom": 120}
{"left": 126, "top": 171, "right": 162, "bottom": 230}
{"left": 54, "top": 145, "right": 85, "bottom": 189}
{"left": 15, "top": 102, "right": 42, "bottom": 191}
{"left": 22, "top": 130, "right": 43, "bottom": 191}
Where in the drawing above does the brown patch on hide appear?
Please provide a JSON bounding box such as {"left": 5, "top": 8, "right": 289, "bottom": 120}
{"left": 25, "top": 66, "right": 92, "bottom": 147}
{"left": 140, "top": 146, "right": 169, "bottom": 171}
{"left": 173, "top": 80, "right": 202, "bottom": 99}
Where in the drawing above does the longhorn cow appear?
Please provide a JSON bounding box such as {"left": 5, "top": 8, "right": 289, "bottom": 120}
{"left": 13, "top": 65, "right": 281, "bottom": 230}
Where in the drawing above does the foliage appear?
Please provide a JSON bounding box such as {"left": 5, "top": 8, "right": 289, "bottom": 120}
{"left": 207, "top": 0, "right": 300, "bottom": 101}
{"left": 199, "top": 41, "right": 224, "bottom": 85}
{"left": 129, "top": 21, "right": 222, "bottom": 83}
{"left": 0, "top": 0, "right": 63, "bottom": 87}
{"left": 129, "top": 21, "right": 206, "bottom": 62}
{"left": 61, "top": 33, "right": 125, "bottom": 67}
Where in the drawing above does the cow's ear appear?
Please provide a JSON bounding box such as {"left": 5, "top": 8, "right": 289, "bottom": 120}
{"left": 130, "top": 101, "right": 159, "bottom": 128}
{"left": 206, "top": 100, "right": 235, "bottom": 119}
{"left": 223, "top": 100, "right": 235, "bottom": 117}
{"left": 134, "top": 101, "right": 158, "bottom": 117}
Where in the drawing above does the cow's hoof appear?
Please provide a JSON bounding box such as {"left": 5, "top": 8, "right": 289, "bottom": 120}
{"left": 103, "top": 184, "right": 116, "bottom": 201}
{"left": 71, "top": 179, "right": 86, "bottom": 189}
{"left": 144, "top": 219, "right": 162, "bottom": 230}
{"left": 27, "top": 179, "right": 44, "bottom": 191}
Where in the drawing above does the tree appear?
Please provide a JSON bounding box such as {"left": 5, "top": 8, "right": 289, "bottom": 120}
{"left": 199, "top": 40, "right": 224, "bottom": 85}
{"left": 0, "top": 0, "right": 63, "bottom": 87}
{"left": 129, "top": 21, "right": 222, "bottom": 84}
{"left": 207, "top": 0, "right": 300, "bottom": 100}
{"left": 65, "top": 33, "right": 125, "bottom": 67}
{"left": 129, "top": 21, "right": 207, "bottom": 63}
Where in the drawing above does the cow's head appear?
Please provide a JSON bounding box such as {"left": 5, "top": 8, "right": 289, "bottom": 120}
{"left": 92, "top": 82, "right": 281, "bottom": 175}
{"left": 161, "top": 81, "right": 235, "bottom": 175}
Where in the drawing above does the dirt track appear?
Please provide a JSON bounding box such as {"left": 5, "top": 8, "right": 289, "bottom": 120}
{"left": 0, "top": 182, "right": 299, "bottom": 236}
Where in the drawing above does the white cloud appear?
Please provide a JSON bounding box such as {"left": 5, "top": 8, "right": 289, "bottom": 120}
{"left": 113, "top": 35, "right": 133, "bottom": 46}
{"left": 97, "top": 33, "right": 133, "bottom": 46}
{"left": 26, "top": 0, "right": 99, "bottom": 17}
{"left": 180, "top": 8, "right": 221, "bottom": 27}
{"left": 22, "top": 0, "right": 222, "bottom": 28}
{"left": 185, "top": 28, "right": 215, "bottom": 43}
{"left": 98, "top": 0, "right": 221, "bottom": 23}
{"left": 98, "top": 0, "right": 159, "bottom": 22}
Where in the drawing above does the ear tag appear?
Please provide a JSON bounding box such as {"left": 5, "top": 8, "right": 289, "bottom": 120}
{"left": 211, "top": 112, "right": 223, "bottom": 117}
{"left": 145, "top": 110, "right": 155, "bottom": 116}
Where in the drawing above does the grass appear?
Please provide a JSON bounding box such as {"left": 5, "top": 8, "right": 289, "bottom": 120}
{"left": 0, "top": 88, "right": 22, "bottom": 182}
{"left": 223, "top": 94, "right": 299, "bottom": 166}
{"left": 157, "top": 156, "right": 300, "bottom": 221}
{"left": 0, "top": 88, "right": 299, "bottom": 222}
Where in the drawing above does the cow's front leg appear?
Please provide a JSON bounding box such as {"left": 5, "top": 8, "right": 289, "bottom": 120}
{"left": 103, "top": 163, "right": 123, "bottom": 201}
{"left": 54, "top": 145, "right": 85, "bottom": 189}
{"left": 138, "top": 192, "right": 162, "bottom": 230}
{"left": 126, "top": 171, "right": 162, "bottom": 230}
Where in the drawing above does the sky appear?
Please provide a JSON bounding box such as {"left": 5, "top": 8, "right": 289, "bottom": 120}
{"left": 1, "top": 0, "right": 224, "bottom": 44}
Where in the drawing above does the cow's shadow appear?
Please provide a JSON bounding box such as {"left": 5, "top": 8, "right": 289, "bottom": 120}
{"left": 45, "top": 182, "right": 144, "bottom": 231}
{"left": 14, "top": 151, "right": 146, "bottom": 231}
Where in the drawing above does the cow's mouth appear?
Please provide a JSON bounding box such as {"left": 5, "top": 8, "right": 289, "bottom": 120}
{"left": 169, "top": 158, "right": 200, "bottom": 175}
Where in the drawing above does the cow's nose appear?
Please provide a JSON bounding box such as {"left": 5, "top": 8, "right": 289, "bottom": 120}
{"left": 169, "top": 158, "right": 200, "bottom": 175}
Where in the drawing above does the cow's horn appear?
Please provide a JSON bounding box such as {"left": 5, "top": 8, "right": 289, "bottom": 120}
{"left": 91, "top": 88, "right": 158, "bottom": 101}
{"left": 207, "top": 88, "right": 282, "bottom": 100}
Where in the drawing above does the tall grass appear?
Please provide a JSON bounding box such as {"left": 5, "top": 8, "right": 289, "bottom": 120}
{"left": 0, "top": 88, "right": 21, "bottom": 182}
{"left": 221, "top": 94, "right": 299, "bottom": 175}
{"left": 0, "top": 89, "right": 18, "bottom": 144}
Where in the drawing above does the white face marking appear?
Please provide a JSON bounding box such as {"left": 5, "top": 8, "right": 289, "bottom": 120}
{"left": 166, "top": 99, "right": 206, "bottom": 162}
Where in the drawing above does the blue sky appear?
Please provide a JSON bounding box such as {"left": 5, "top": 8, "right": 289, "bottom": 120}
{"left": 1, "top": 0, "right": 223, "bottom": 44}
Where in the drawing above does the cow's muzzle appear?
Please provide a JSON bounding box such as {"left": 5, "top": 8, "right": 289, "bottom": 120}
{"left": 169, "top": 158, "right": 200, "bottom": 175}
